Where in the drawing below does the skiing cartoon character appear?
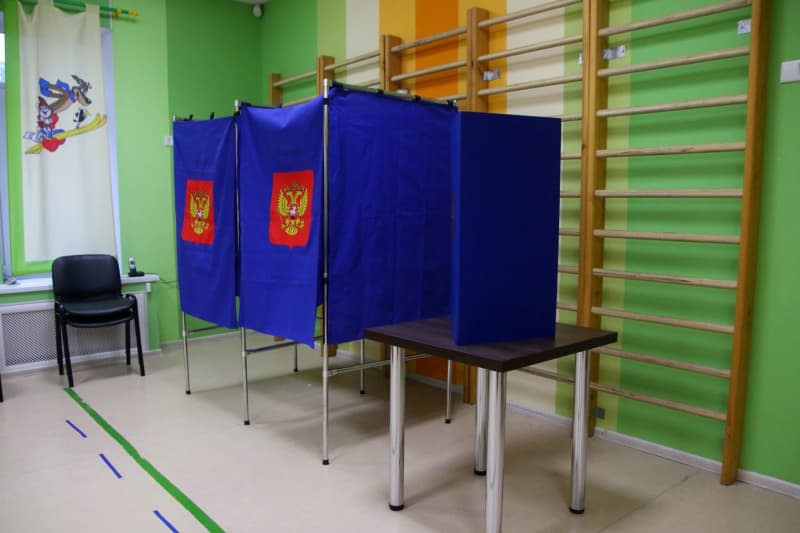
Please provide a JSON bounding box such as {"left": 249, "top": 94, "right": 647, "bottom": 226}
{"left": 22, "top": 97, "right": 66, "bottom": 152}
{"left": 23, "top": 74, "right": 105, "bottom": 154}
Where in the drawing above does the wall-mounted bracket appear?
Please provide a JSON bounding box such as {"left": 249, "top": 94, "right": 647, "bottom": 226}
{"left": 603, "top": 45, "right": 626, "bottom": 61}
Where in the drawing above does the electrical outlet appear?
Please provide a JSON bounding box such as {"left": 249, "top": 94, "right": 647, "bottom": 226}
{"left": 737, "top": 18, "right": 751, "bottom": 34}
{"left": 780, "top": 60, "right": 800, "bottom": 84}
{"left": 164, "top": 135, "right": 173, "bottom": 147}
{"left": 482, "top": 69, "right": 501, "bottom": 81}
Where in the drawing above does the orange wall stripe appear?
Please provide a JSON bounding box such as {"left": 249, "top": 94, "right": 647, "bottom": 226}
{"left": 413, "top": 0, "right": 459, "bottom": 98}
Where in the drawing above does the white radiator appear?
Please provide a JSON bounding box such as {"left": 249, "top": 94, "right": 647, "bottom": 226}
{"left": 0, "top": 293, "right": 149, "bottom": 373}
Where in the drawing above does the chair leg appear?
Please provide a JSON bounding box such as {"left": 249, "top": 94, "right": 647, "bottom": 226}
{"left": 133, "top": 310, "right": 145, "bottom": 377}
{"left": 62, "top": 323, "right": 74, "bottom": 388}
{"left": 125, "top": 321, "right": 131, "bottom": 366}
{"left": 55, "top": 314, "right": 64, "bottom": 376}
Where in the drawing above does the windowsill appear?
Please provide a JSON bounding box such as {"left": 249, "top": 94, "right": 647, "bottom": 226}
{"left": 0, "top": 273, "right": 160, "bottom": 296}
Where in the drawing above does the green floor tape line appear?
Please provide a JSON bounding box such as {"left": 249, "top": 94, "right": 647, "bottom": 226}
{"left": 65, "top": 388, "right": 224, "bottom": 532}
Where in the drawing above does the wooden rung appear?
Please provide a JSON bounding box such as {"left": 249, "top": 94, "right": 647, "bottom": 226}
{"left": 592, "top": 382, "right": 727, "bottom": 421}
{"left": 480, "top": 0, "right": 582, "bottom": 28}
{"left": 596, "top": 188, "right": 743, "bottom": 198}
{"left": 437, "top": 93, "right": 468, "bottom": 102}
{"left": 558, "top": 264, "right": 579, "bottom": 274}
{"left": 597, "top": 142, "right": 745, "bottom": 158}
{"left": 363, "top": 78, "right": 381, "bottom": 88}
{"left": 324, "top": 50, "right": 380, "bottom": 71}
{"left": 593, "top": 267, "right": 738, "bottom": 289}
{"left": 561, "top": 152, "right": 581, "bottom": 160}
{"left": 598, "top": 46, "right": 749, "bottom": 78}
{"left": 598, "top": 94, "right": 748, "bottom": 118}
{"left": 599, "top": 0, "right": 752, "bottom": 37}
{"left": 561, "top": 190, "right": 581, "bottom": 198}
{"left": 595, "top": 347, "right": 731, "bottom": 379}
{"left": 391, "top": 27, "right": 467, "bottom": 53}
{"left": 518, "top": 366, "right": 575, "bottom": 384}
{"left": 557, "top": 301, "right": 578, "bottom": 311}
{"left": 478, "top": 34, "right": 582, "bottom": 63}
{"left": 594, "top": 229, "right": 740, "bottom": 244}
{"left": 560, "top": 228, "right": 580, "bottom": 237}
{"left": 516, "top": 367, "right": 728, "bottom": 420}
{"left": 282, "top": 95, "right": 317, "bottom": 107}
{"left": 478, "top": 74, "right": 582, "bottom": 97}
{"left": 273, "top": 70, "right": 316, "bottom": 88}
{"left": 391, "top": 60, "right": 468, "bottom": 83}
{"left": 560, "top": 112, "right": 583, "bottom": 122}
{"left": 592, "top": 306, "right": 735, "bottom": 334}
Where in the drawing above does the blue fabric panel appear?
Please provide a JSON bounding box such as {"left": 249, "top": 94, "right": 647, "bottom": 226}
{"left": 327, "top": 88, "right": 456, "bottom": 344}
{"left": 173, "top": 117, "right": 238, "bottom": 329}
{"left": 451, "top": 112, "right": 561, "bottom": 345}
{"left": 238, "top": 100, "right": 324, "bottom": 346}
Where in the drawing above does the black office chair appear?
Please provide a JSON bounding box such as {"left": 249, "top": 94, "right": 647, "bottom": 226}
{"left": 52, "top": 254, "right": 145, "bottom": 387}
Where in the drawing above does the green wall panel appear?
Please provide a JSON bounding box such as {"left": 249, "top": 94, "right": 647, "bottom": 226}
{"left": 317, "top": 0, "right": 346, "bottom": 61}
{"left": 741, "top": 0, "right": 800, "bottom": 484}
{"left": 112, "top": 0, "right": 173, "bottom": 347}
{"left": 259, "top": 0, "right": 318, "bottom": 104}
{"left": 166, "top": 0, "right": 262, "bottom": 118}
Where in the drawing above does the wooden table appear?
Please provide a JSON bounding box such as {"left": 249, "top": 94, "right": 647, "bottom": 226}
{"left": 365, "top": 317, "right": 617, "bottom": 533}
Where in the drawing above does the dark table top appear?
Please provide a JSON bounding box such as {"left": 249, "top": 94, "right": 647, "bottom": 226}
{"left": 364, "top": 316, "right": 617, "bottom": 372}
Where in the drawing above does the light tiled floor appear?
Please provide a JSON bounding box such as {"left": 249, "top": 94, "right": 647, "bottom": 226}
{"left": 1, "top": 334, "right": 798, "bottom": 532}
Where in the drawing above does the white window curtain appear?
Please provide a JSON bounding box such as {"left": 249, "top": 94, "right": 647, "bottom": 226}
{"left": 18, "top": 0, "right": 115, "bottom": 262}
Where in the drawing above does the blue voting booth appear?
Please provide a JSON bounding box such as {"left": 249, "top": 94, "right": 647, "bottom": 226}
{"left": 172, "top": 88, "right": 561, "bottom": 348}
{"left": 451, "top": 112, "right": 561, "bottom": 345}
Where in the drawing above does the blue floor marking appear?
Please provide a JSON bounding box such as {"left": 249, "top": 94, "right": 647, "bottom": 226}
{"left": 99, "top": 453, "right": 123, "bottom": 479}
{"left": 66, "top": 419, "right": 88, "bottom": 438}
{"left": 154, "top": 510, "right": 180, "bottom": 533}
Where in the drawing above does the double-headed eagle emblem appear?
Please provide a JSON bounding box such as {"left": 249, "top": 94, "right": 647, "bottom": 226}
{"left": 189, "top": 191, "right": 211, "bottom": 235}
{"left": 278, "top": 184, "right": 309, "bottom": 236}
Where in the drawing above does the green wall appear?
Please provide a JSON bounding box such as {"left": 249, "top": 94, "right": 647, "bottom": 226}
{"left": 112, "top": 0, "right": 172, "bottom": 347}
{"left": 741, "top": 0, "right": 800, "bottom": 484}
{"left": 166, "top": 0, "right": 262, "bottom": 117}
{"left": 259, "top": 0, "right": 318, "bottom": 104}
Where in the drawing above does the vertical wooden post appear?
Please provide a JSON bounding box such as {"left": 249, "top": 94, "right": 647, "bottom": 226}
{"left": 380, "top": 35, "right": 402, "bottom": 91}
{"left": 466, "top": 7, "right": 490, "bottom": 112}
{"left": 317, "top": 55, "right": 336, "bottom": 95}
{"left": 578, "top": 0, "right": 608, "bottom": 436}
{"left": 721, "top": 0, "right": 770, "bottom": 485}
{"left": 268, "top": 73, "right": 282, "bottom": 107}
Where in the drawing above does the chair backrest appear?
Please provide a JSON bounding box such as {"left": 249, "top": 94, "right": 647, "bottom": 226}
{"left": 52, "top": 254, "right": 122, "bottom": 302}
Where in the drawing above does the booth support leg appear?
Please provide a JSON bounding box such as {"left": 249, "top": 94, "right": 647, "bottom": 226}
{"left": 181, "top": 312, "right": 191, "bottom": 394}
{"left": 360, "top": 339, "right": 366, "bottom": 394}
{"left": 445, "top": 359, "right": 453, "bottom": 424}
{"left": 240, "top": 328, "right": 250, "bottom": 425}
{"left": 322, "top": 342, "right": 330, "bottom": 465}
